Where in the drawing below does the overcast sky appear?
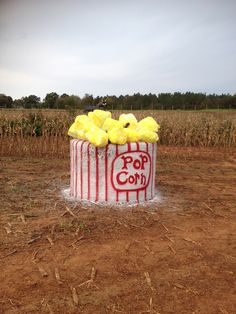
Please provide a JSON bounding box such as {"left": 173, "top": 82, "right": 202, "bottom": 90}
{"left": 0, "top": 0, "right": 235, "bottom": 100}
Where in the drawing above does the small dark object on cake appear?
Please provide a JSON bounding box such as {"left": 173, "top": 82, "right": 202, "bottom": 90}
{"left": 84, "top": 99, "right": 107, "bottom": 113}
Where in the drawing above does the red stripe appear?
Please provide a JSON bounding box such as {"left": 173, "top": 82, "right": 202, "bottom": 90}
{"left": 95, "top": 147, "right": 99, "bottom": 202}
{"left": 127, "top": 142, "right": 131, "bottom": 152}
{"left": 105, "top": 145, "right": 108, "bottom": 201}
{"left": 75, "top": 140, "right": 79, "bottom": 198}
{"left": 126, "top": 143, "right": 130, "bottom": 202}
{"left": 116, "top": 145, "right": 119, "bottom": 202}
{"left": 136, "top": 142, "right": 140, "bottom": 203}
{"left": 87, "top": 143, "right": 91, "bottom": 200}
{"left": 80, "top": 141, "right": 85, "bottom": 199}
{"left": 145, "top": 142, "right": 149, "bottom": 201}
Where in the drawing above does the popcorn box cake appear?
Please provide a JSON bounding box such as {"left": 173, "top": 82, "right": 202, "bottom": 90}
{"left": 68, "top": 110, "right": 159, "bottom": 204}
{"left": 70, "top": 140, "right": 157, "bottom": 203}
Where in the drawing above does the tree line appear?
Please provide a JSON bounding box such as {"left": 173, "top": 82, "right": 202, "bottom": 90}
{"left": 1, "top": 92, "right": 236, "bottom": 110}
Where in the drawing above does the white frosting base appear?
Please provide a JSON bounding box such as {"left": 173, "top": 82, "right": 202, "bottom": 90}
{"left": 70, "top": 140, "right": 157, "bottom": 204}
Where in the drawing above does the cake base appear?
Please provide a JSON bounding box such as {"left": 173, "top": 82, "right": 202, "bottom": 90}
{"left": 70, "top": 140, "right": 157, "bottom": 204}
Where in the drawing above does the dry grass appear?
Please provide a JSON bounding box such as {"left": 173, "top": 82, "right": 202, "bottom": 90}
{"left": 0, "top": 109, "right": 235, "bottom": 157}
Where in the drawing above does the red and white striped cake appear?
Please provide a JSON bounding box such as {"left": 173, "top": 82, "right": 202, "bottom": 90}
{"left": 70, "top": 139, "right": 157, "bottom": 204}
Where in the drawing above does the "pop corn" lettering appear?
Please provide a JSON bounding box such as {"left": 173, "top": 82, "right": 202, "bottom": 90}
{"left": 116, "top": 171, "right": 147, "bottom": 186}
{"left": 121, "top": 154, "right": 148, "bottom": 170}
{"left": 111, "top": 151, "right": 151, "bottom": 191}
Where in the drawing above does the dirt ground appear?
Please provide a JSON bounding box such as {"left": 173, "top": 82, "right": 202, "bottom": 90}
{"left": 0, "top": 146, "right": 236, "bottom": 314}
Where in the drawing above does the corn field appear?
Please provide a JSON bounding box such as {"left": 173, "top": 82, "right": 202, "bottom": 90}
{"left": 0, "top": 109, "right": 236, "bottom": 157}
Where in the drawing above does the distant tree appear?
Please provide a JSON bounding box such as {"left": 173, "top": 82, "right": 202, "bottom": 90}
{"left": 65, "top": 95, "right": 81, "bottom": 109}
{"left": 1, "top": 91, "right": 235, "bottom": 111}
{"left": 118, "top": 95, "right": 125, "bottom": 110}
{"left": 44, "top": 92, "right": 59, "bottom": 109}
{"left": 142, "top": 93, "right": 153, "bottom": 110}
{"left": 0, "top": 94, "right": 13, "bottom": 108}
{"left": 104, "top": 95, "right": 119, "bottom": 110}
{"left": 55, "top": 97, "right": 67, "bottom": 109}
{"left": 158, "top": 93, "right": 172, "bottom": 110}
{"left": 56, "top": 95, "right": 81, "bottom": 109}
{"left": 22, "top": 95, "right": 40, "bottom": 109}
{"left": 123, "top": 94, "right": 133, "bottom": 110}
{"left": 92, "top": 96, "right": 102, "bottom": 106}
{"left": 13, "top": 98, "right": 24, "bottom": 108}
{"left": 232, "top": 94, "right": 236, "bottom": 109}
{"left": 171, "top": 92, "right": 182, "bottom": 110}
{"left": 148, "top": 93, "right": 158, "bottom": 110}
{"left": 81, "top": 94, "right": 94, "bottom": 109}
{"left": 53, "top": 93, "right": 70, "bottom": 109}
{"left": 60, "top": 93, "right": 69, "bottom": 98}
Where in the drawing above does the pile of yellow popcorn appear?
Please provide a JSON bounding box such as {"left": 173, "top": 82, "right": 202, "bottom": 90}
{"left": 68, "top": 110, "right": 160, "bottom": 148}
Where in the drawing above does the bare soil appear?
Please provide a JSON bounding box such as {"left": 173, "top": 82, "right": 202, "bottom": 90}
{"left": 0, "top": 146, "right": 236, "bottom": 314}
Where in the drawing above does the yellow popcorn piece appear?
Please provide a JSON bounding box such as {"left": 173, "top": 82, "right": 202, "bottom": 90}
{"left": 102, "top": 118, "right": 123, "bottom": 132}
{"left": 85, "top": 126, "right": 108, "bottom": 148}
{"left": 138, "top": 127, "right": 159, "bottom": 143}
{"left": 74, "top": 115, "right": 91, "bottom": 129}
{"left": 88, "top": 112, "right": 101, "bottom": 127}
{"left": 83, "top": 120, "right": 97, "bottom": 132}
{"left": 88, "top": 110, "right": 111, "bottom": 128}
{"left": 68, "top": 123, "right": 86, "bottom": 140}
{"left": 68, "top": 122, "right": 78, "bottom": 138}
{"left": 119, "top": 113, "right": 138, "bottom": 129}
{"left": 108, "top": 127, "right": 127, "bottom": 145}
{"left": 137, "top": 117, "right": 160, "bottom": 132}
{"left": 76, "top": 129, "right": 87, "bottom": 140}
{"left": 74, "top": 114, "right": 95, "bottom": 132}
{"left": 124, "top": 128, "right": 140, "bottom": 142}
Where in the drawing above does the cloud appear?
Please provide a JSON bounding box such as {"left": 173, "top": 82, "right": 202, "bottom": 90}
{"left": 0, "top": 0, "right": 236, "bottom": 98}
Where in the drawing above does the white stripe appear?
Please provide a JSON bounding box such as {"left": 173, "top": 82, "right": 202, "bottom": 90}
{"left": 81, "top": 142, "right": 88, "bottom": 200}
{"left": 73, "top": 140, "right": 77, "bottom": 197}
{"left": 107, "top": 144, "right": 117, "bottom": 202}
{"left": 127, "top": 142, "right": 138, "bottom": 203}
{"left": 153, "top": 143, "right": 157, "bottom": 195}
{"left": 88, "top": 144, "right": 95, "bottom": 201}
{"left": 118, "top": 143, "right": 128, "bottom": 202}
{"left": 98, "top": 147, "right": 106, "bottom": 201}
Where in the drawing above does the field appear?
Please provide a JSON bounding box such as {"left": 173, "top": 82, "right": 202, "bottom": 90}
{"left": 0, "top": 110, "right": 236, "bottom": 313}
{"left": 1, "top": 110, "right": 236, "bottom": 157}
